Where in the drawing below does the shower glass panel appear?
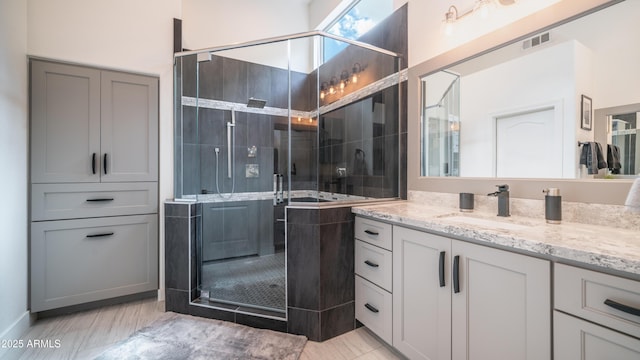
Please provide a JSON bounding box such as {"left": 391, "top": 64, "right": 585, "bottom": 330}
{"left": 421, "top": 70, "right": 460, "bottom": 177}
{"left": 174, "top": 31, "right": 401, "bottom": 318}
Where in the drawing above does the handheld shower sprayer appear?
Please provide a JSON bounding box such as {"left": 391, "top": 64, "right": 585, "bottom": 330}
{"left": 227, "top": 110, "right": 235, "bottom": 179}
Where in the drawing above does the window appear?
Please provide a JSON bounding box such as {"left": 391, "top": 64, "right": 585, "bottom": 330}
{"left": 323, "top": 0, "right": 393, "bottom": 62}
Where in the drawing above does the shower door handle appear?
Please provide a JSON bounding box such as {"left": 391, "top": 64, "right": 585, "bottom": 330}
{"left": 273, "top": 174, "right": 279, "bottom": 205}
{"left": 278, "top": 174, "right": 283, "bottom": 203}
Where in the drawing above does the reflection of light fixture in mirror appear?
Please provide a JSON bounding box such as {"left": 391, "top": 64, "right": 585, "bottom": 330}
{"left": 329, "top": 77, "right": 337, "bottom": 95}
{"left": 450, "top": 121, "right": 460, "bottom": 132}
{"left": 320, "top": 82, "right": 328, "bottom": 100}
{"left": 340, "top": 70, "right": 349, "bottom": 93}
{"left": 625, "top": 178, "right": 640, "bottom": 214}
{"left": 297, "top": 117, "right": 301, "bottom": 122}
{"left": 352, "top": 63, "right": 362, "bottom": 84}
{"left": 309, "top": 118, "right": 313, "bottom": 123}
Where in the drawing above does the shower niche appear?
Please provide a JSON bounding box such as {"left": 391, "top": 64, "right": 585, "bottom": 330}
{"left": 168, "top": 9, "right": 407, "bottom": 340}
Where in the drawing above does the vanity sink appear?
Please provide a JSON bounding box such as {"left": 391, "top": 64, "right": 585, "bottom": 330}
{"left": 438, "top": 214, "right": 534, "bottom": 231}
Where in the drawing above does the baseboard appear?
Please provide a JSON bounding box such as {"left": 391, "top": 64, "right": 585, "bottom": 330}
{"left": 0, "top": 311, "right": 32, "bottom": 360}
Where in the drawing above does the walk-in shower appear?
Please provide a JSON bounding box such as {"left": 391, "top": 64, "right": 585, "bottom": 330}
{"left": 173, "top": 30, "right": 403, "bottom": 319}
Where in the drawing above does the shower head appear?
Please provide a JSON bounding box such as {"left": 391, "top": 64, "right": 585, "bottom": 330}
{"left": 247, "top": 97, "right": 267, "bottom": 109}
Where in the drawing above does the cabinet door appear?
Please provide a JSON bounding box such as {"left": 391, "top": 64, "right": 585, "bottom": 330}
{"left": 31, "top": 215, "right": 158, "bottom": 312}
{"left": 451, "top": 241, "right": 551, "bottom": 360}
{"left": 100, "top": 71, "right": 158, "bottom": 182}
{"left": 393, "top": 226, "right": 451, "bottom": 360}
{"left": 30, "top": 60, "right": 101, "bottom": 183}
{"left": 554, "top": 311, "right": 640, "bottom": 359}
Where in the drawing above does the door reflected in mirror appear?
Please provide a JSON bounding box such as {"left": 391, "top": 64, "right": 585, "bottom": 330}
{"left": 419, "top": 0, "right": 640, "bottom": 179}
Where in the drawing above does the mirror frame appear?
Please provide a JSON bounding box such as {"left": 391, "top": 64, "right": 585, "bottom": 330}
{"left": 407, "top": 0, "right": 633, "bottom": 205}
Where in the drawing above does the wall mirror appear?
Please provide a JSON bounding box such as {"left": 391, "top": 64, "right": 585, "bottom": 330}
{"left": 420, "top": 0, "right": 640, "bottom": 179}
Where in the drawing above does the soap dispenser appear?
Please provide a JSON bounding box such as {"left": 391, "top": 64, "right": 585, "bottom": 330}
{"left": 542, "top": 188, "right": 562, "bottom": 224}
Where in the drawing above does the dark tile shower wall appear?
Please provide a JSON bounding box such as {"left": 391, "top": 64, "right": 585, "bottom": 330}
{"left": 287, "top": 206, "right": 355, "bottom": 341}
{"left": 165, "top": 202, "right": 288, "bottom": 331}
{"left": 179, "top": 55, "right": 310, "bottom": 196}
{"left": 165, "top": 202, "right": 356, "bottom": 338}
{"left": 317, "top": 85, "right": 401, "bottom": 198}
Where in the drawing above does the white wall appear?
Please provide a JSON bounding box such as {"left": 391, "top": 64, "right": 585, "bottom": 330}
{"left": 556, "top": 0, "right": 640, "bottom": 109}
{"left": 183, "top": 0, "right": 313, "bottom": 72}
{"left": 458, "top": 41, "right": 581, "bottom": 178}
{"left": 400, "top": 0, "right": 561, "bottom": 67}
{"left": 28, "top": 0, "right": 182, "bottom": 303}
{"left": 0, "top": 0, "right": 29, "bottom": 355}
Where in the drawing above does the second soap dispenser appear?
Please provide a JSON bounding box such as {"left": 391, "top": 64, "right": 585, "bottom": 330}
{"left": 542, "top": 188, "right": 562, "bottom": 224}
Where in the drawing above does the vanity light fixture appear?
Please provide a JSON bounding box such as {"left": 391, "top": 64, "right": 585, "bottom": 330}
{"left": 444, "top": 0, "right": 515, "bottom": 35}
{"left": 320, "top": 82, "right": 328, "bottom": 100}
{"left": 340, "top": 70, "right": 350, "bottom": 93}
{"left": 474, "top": 0, "right": 495, "bottom": 19}
{"left": 329, "top": 77, "right": 337, "bottom": 95}
{"left": 352, "top": 63, "right": 362, "bottom": 84}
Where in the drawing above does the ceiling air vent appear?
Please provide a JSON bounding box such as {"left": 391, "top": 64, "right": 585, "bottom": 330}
{"left": 522, "top": 32, "right": 551, "bottom": 50}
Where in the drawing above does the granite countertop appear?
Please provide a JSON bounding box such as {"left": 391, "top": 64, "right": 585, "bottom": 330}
{"left": 352, "top": 201, "right": 640, "bottom": 278}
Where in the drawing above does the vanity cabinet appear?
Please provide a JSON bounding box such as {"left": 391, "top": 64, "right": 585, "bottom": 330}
{"left": 393, "top": 225, "right": 551, "bottom": 360}
{"left": 554, "top": 264, "right": 640, "bottom": 359}
{"left": 354, "top": 217, "right": 393, "bottom": 345}
{"left": 29, "top": 59, "right": 159, "bottom": 312}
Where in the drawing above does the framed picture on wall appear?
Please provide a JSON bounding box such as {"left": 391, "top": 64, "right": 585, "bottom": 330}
{"left": 581, "top": 95, "right": 593, "bottom": 130}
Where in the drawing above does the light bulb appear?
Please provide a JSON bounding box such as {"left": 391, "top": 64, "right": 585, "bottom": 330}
{"left": 351, "top": 74, "right": 358, "bottom": 84}
{"left": 329, "top": 85, "right": 335, "bottom": 95}
{"left": 445, "top": 22, "right": 454, "bottom": 36}
{"left": 320, "top": 91, "right": 325, "bottom": 100}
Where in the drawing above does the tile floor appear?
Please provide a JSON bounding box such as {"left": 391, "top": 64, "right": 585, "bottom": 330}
{"left": 8, "top": 298, "right": 403, "bottom": 360}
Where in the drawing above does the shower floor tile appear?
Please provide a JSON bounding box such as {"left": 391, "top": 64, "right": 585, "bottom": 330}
{"left": 201, "top": 251, "right": 286, "bottom": 312}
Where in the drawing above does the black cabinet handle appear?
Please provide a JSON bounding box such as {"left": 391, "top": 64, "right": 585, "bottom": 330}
{"left": 604, "top": 299, "right": 640, "bottom": 317}
{"left": 364, "top": 303, "right": 379, "bottom": 313}
{"left": 92, "top": 153, "right": 96, "bottom": 174}
{"left": 453, "top": 255, "right": 460, "bottom": 293}
{"left": 86, "top": 232, "right": 114, "bottom": 238}
{"left": 103, "top": 153, "right": 108, "bottom": 174}
{"left": 439, "top": 251, "right": 446, "bottom": 287}
{"left": 364, "top": 229, "right": 379, "bottom": 236}
{"left": 364, "top": 260, "right": 379, "bottom": 268}
{"left": 86, "top": 198, "right": 114, "bottom": 202}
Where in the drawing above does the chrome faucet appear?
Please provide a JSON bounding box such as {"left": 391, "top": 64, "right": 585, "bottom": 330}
{"left": 488, "top": 184, "right": 510, "bottom": 217}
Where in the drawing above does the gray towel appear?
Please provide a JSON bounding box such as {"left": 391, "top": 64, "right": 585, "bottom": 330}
{"left": 608, "top": 144, "right": 622, "bottom": 174}
{"left": 579, "top": 142, "right": 607, "bottom": 175}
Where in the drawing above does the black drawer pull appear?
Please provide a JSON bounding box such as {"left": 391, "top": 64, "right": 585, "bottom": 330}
{"left": 86, "top": 198, "right": 114, "bottom": 202}
{"left": 453, "top": 255, "right": 460, "bottom": 293}
{"left": 103, "top": 153, "right": 108, "bottom": 174}
{"left": 604, "top": 299, "right": 640, "bottom": 317}
{"left": 86, "top": 232, "right": 114, "bottom": 238}
{"left": 364, "top": 303, "right": 379, "bottom": 313}
{"left": 364, "top": 260, "right": 379, "bottom": 268}
{"left": 439, "top": 251, "right": 446, "bottom": 287}
{"left": 364, "top": 229, "right": 379, "bottom": 236}
{"left": 92, "top": 153, "right": 96, "bottom": 174}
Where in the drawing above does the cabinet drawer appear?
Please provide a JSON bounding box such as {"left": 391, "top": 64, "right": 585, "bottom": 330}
{"left": 32, "top": 182, "right": 158, "bottom": 221}
{"left": 355, "top": 217, "right": 392, "bottom": 251}
{"left": 355, "top": 240, "right": 392, "bottom": 292}
{"left": 555, "top": 263, "right": 640, "bottom": 338}
{"left": 31, "top": 215, "right": 158, "bottom": 312}
{"left": 554, "top": 311, "right": 640, "bottom": 359}
{"left": 355, "top": 275, "right": 392, "bottom": 345}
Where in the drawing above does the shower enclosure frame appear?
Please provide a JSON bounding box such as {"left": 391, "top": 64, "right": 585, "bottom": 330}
{"left": 173, "top": 30, "right": 403, "bottom": 320}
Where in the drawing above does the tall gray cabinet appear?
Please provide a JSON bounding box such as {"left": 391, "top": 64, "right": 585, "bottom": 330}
{"left": 29, "top": 59, "right": 159, "bottom": 312}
